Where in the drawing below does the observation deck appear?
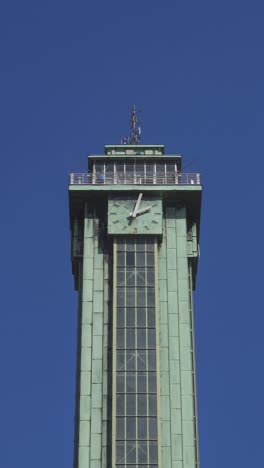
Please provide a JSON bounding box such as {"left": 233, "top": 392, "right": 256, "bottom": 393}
{"left": 69, "top": 172, "right": 201, "bottom": 186}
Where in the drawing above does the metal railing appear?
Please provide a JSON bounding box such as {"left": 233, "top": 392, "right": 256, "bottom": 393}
{"left": 69, "top": 172, "right": 201, "bottom": 186}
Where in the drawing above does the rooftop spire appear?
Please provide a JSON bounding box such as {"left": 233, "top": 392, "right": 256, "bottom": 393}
{"left": 121, "top": 105, "right": 142, "bottom": 144}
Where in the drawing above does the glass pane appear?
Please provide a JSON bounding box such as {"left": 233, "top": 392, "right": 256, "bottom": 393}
{"left": 166, "top": 162, "right": 175, "bottom": 178}
{"left": 149, "top": 418, "right": 157, "bottom": 439}
{"left": 127, "top": 417, "right": 136, "bottom": 439}
{"left": 156, "top": 162, "right": 165, "bottom": 173}
{"left": 136, "top": 269, "right": 145, "bottom": 286}
{"left": 148, "top": 373, "right": 157, "bottom": 393}
{"left": 156, "top": 163, "right": 165, "bottom": 176}
{"left": 125, "top": 161, "right": 134, "bottom": 171}
{"left": 127, "top": 289, "right": 135, "bottom": 307}
{"left": 137, "top": 307, "right": 146, "bottom": 327}
{"left": 116, "top": 417, "right": 125, "bottom": 440}
{"left": 117, "top": 308, "right": 125, "bottom": 328}
{"left": 126, "top": 394, "right": 136, "bottom": 415}
{"left": 116, "top": 373, "right": 125, "bottom": 393}
{"left": 126, "top": 329, "right": 135, "bottom": 349}
{"left": 137, "top": 394, "right": 147, "bottom": 415}
{"left": 137, "top": 351, "right": 146, "bottom": 370}
{"left": 166, "top": 162, "right": 175, "bottom": 173}
{"left": 146, "top": 269, "right": 155, "bottom": 286}
{"left": 126, "top": 351, "right": 136, "bottom": 371}
{"left": 126, "top": 252, "right": 135, "bottom": 267}
{"left": 149, "top": 394, "right": 157, "bottom": 416}
{"left": 137, "top": 329, "right": 146, "bottom": 349}
{"left": 125, "top": 162, "right": 134, "bottom": 182}
{"left": 149, "top": 442, "right": 158, "bottom": 463}
{"left": 146, "top": 252, "right": 154, "bottom": 267}
{"left": 148, "top": 351, "right": 156, "bottom": 371}
{"left": 136, "top": 161, "right": 144, "bottom": 176}
{"left": 116, "top": 442, "right": 125, "bottom": 463}
{"left": 117, "top": 289, "right": 125, "bottom": 307}
{"left": 117, "top": 269, "right": 125, "bottom": 286}
{"left": 117, "top": 351, "right": 125, "bottom": 371}
{"left": 146, "top": 162, "right": 154, "bottom": 175}
{"left": 126, "top": 238, "right": 135, "bottom": 251}
{"left": 148, "top": 329, "right": 156, "bottom": 348}
{"left": 136, "top": 251, "right": 145, "bottom": 266}
{"left": 137, "top": 289, "right": 146, "bottom": 307}
{"left": 126, "top": 443, "right": 136, "bottom": 463}
{"left": 137, "top": 373, "right": 147, "bottom": 393}
{"left": 117, "top": 328, "right": 125, "bottom": 348}
{"left": 95, "top": 162, "right": 104, "bottom": 173}
{"left": 117, "top": 252, "right": 125, "bottom": 267}
{"left": 126, "top": 372, "right": 136, "bottom": 393}
{"left": 126, "top": 308, "right": 135, "bottom": 327}
{"left": 105, "top": 162, "right": 114, "bottom": 174}
{"left": 116, "top": 394, "right": 125, "bottom": 415}
{"left": 126, "top": 269, "right": 136, "bottom": 286}
{"left": 116, "top": 163, "right": 124, "bottom": 173}
{"left": 147, "top": 288, "right": 155, "bottom": 306}
{"left": 147, "top": 308, "right": 155, "bottom": 328}
{"left": 136, "top": 239, "right": 146, "bottom": 251}
{"left": 117, "top": 238, "right": 126, "bottom": 251}
{"left": 138, "top": 417, "right": 147, "bottom": 439}
{"left": 146, "top": 238, "right": 154, "bottom": 251}
{"left": 138, "top": 443, "right": 148, "bottom": 463}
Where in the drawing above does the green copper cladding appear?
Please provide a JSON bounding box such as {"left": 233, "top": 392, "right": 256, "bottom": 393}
{"left": 158, "top": 207, "right": 199, "bottom": 467}
{"left": 69, "top": 143, "right": 202, "bottom": 468}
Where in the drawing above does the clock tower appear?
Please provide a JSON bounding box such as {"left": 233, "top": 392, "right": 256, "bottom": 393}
{"left": 69, "top": 143, "right": 202, "bottom": 468}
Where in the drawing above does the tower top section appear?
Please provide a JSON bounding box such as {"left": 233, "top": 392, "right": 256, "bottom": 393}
{"left": 88, "top": 144, "right": 182, "bottom": 166}
{"left": 88, "top": 144, "right": 182, "bottom": 170}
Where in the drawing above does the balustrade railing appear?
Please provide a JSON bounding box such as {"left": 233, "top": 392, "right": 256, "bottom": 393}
{"left": 69, "top": 172, "right": 201, "bottom": 186}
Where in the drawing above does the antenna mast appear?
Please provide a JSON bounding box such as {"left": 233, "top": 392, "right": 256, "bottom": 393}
{"left": 121, "top": 105, "right": 142, "bottom": 144}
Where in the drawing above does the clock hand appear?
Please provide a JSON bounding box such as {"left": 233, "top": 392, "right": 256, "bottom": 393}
{"left": 137, "top": 206, "right": 151, "bottom": 214}
{"left": 131, "top": 193, "right": 143, "bottom": 218}
{"left": 129, "top": 206, "right": 151, "bottom": 216}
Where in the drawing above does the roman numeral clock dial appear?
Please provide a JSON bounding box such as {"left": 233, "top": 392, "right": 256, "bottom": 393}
{"left": 108, "top": 194, "right": 163, "bottom": 235}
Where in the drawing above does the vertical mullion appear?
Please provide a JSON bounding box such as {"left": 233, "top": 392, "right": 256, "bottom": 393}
{"left": 135, "top": 241, "right": 138, "bottom": 466}
{"left": 112, "top": 238, "right": 117, "bottom": 467}
{"left": 124, "top": 239, "right": 127, "bottom": 466}
{"left": 154, "top": 237, "right": 162, "bottom": 467}
{"left": 189, "top": 262, "right": 200, "bottom": 467}
{"left": 145, "top": 242, "right": 150, "bottom": 465}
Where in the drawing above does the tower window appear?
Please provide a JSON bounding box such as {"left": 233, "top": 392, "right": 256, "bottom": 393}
{"left": 113, "top": 236, "right": 159, "bottom": 466}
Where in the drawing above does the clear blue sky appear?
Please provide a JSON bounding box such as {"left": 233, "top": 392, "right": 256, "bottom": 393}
{"left": 1, "top": 1, "right": 263, "bottom": 466}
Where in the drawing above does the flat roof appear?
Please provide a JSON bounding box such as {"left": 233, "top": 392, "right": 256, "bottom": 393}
{"left": 88, "top": 154, "right": 182, "bottom": 160}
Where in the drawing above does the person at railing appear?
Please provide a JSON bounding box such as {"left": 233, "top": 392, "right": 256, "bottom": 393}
{"left": 97, "top": 171, "right": 105, "bottom": 184}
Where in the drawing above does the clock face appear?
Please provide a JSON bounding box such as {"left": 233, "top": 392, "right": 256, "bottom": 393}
{"left": 108, "top": 194, "right": 163, "bottom": 235}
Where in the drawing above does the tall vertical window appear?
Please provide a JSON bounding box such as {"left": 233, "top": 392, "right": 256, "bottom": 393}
{"left": 113, "top": 237, "right": 159, "bottom": 467}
